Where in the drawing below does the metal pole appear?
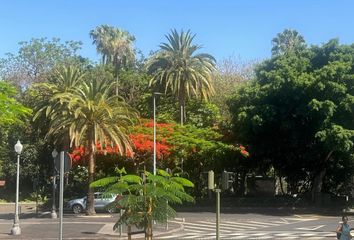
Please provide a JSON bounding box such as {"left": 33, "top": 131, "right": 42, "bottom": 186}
{"left": 59, "top": 151, "right": 64, "bottom": 240}
{"left": 51, "top": 172, "right": 57, "bottom": 218}
{"left": 36, "top": 168, "right": 39, "bottom": 216}
{"left": 215, "top": 189, "right": 221, "bottom": 240}
{"left": 153, "top": 94, "right": 157, "bottom": 175}
{"left": 11, "top": 154, "right": 21, "bottom": 235}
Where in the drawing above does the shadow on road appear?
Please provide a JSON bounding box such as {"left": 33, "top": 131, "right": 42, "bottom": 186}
{"left": 175, "top": 206, "right": 345, "bottom": 217}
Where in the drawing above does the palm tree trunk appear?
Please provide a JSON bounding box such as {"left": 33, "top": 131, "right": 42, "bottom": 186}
{"left": 180, "top": 105, "right": 184, "bottom": 126}
{"left": 179, "top": 90, "right": 186, "bottom": 125}
{"left": 86, "top": 129, "right": 96, "bottom": 215}
{"left": 115, "top": 74, "right": 119, "bottom": 96}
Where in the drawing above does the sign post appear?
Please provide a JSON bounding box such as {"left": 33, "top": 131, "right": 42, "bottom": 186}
{"left": 59, "top": 151, "right": 64, "bottom": 240}
{"left": 208, "top": 170, "right": 220, "bottom": 240}
{"left": 58, "top": 151, "right": 72, "bottom": 240}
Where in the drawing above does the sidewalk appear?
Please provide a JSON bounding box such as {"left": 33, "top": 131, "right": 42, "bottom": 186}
{"left": 0, "top": 203, "right": 39, "bottom": 215}
{"left": 0, "top": 217, "right": 182, "bottom": 240}
{"left": 0, "top": 205, "right": 183, "bottom": 240}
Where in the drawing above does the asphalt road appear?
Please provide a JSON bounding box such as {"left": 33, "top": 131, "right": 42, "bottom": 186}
{"left": 160, "top": 212, "right": 342, "bottom": 239}
{"left": 0, "top": 208, "right": 347, "bottom": 239}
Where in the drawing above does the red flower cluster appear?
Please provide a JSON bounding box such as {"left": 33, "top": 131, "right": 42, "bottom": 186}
{"left": 69, "top": 146, "right": 85, "bottom": 164}
{"left": 130, "top": 133, "right": 170, "bottom": 159}
{"left": 69, "top": 132, "right": 171, "bottom": 164}
{"left": 240, "top": 145, "right": 249, "bottom": 157}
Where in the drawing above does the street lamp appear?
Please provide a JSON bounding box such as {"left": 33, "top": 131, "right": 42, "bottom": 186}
{"left": 11, "top": 140, "right": 22, "bottom": 235}
{"left": 51, "top": 149, "right": 58, "bottom": 219}
{"left": 153, "top": 92, "right": 163, "bottom": 175}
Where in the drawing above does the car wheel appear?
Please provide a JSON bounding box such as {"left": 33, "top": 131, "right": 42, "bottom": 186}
{"left": 72, "top": 204, "right": 84, "bottom": 214}
{"left": 107, "top": 206, "right": 116, "bottom": 214}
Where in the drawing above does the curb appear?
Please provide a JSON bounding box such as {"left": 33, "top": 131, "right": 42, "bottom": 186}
{"left": 76, "top": 214, "right": 115, "bottom": 218}
{"left": 154, "top": 220, "right": 184, "bottom": 237}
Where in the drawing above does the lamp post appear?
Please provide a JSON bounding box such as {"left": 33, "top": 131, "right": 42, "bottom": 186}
{"left": 51, "top": 149, "right": 58, "bottom": 219}
{"left": 11, "top": 140, "right": 22, "bottom": 235}
{"left": 153, "top": 92, "right": 163, "bottom": 175}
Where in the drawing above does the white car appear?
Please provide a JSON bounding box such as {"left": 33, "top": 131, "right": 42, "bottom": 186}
{"left": 67, "top": 192, "right": 118, "bottom": 214}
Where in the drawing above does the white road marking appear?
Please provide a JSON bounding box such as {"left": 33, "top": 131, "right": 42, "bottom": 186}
{"left": 296, "top": 225, "right": 325, "bottom": 231}
{"left": 247, "top": 220, "right": 280, "bottom": 226}
{"left": 184, "top": 225, "right": 232, "bottom": 233}
{"left": 197, "top": 221, "right": 257, "bottom": 230}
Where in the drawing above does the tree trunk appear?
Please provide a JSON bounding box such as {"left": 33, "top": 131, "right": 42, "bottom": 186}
{"left": 115, "top": 74, "right": 119, "bottom": 96}
{"left": 145, "top": 220, "right": 153, "bottom": 240}
{"left": 179, "top": 89, "right": 186, "bottom": 126}
{"left": 127, "top": 225, "right": 132, "bottom": 240}
{"left": 145, "top": 198, "right": 153, "bottom": 240}
{"left": 311, "top": 150, "right": 333, "bottom": 202}
{"left": 279, "top": 175, "right": 285, "bottom": 195}
{"left": 180, "top": 104, "right": 184, "bottom": 126}
{"left": 86, "top": 130, "right": 96, "bottom": 215}
{"left": 239, "top": 171, "right": 246, "bottom": 196}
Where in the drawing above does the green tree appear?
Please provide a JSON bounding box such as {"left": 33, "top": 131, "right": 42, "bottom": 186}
{"left": 0, "top": 38, "right": 82, "bottom": 88}
{"left": 271, "top": 29, "right": 306, "bottom": 56}
{"left": 229, "top": 38, "right": 354, "bottom": 200}
{"left": 0, "top": 81, "right": 31, "bottom": 126}
{"left": 147, "top": 29, "right": 216, "bottom": 124}
{"left": 91, "top": 168, "right": 194, "bottom": 240}
{"left": 33, "top": 66, "right": 138, "bottom": 214}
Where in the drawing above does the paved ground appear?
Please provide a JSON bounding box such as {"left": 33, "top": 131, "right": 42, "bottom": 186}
{"left": 0, "top": 203, "right": 349, "bottom": 239}
{"left": 157, "top": 212, "right": 342, "bottom": 239}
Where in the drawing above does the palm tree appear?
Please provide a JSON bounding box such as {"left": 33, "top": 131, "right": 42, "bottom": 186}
{"left": 33, "top": 66, "right": 84, "bottom": 149}
{"left": 90, "top": 25, "right": 136, "bottom": 95}
{"left": 34, "top": 66, "right": 138, "bottom": 215}
{"left": 271, "top": 29, "right": 306, "bottom": 56}
{"left": 146, "top": 29, "right": 216, "bottom": 124}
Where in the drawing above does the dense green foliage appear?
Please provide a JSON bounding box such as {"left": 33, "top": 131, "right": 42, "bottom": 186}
{"left": 229, "top": 38, "right": 354, "bottom": 197}
{"left": 0, "top": 81, "right": 31, "bottom": 126}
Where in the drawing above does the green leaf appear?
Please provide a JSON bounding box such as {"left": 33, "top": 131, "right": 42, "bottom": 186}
{"left": 171, "top": 177, "right": 194, "bottom": 187}
{"left": 121, "top": 175, "right": 142, "bottom": 184}
{"left": 90, "top": 176, "right": 118, "bottom": 188}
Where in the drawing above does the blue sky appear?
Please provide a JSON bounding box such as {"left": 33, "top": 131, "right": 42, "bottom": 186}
{"left": 1, "top": 1, "right": 354, "bottom": 63}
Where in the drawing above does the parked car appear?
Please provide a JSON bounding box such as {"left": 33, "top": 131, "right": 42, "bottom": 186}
{"left": 67, "top": 192, "right": 118, "bottom": 214}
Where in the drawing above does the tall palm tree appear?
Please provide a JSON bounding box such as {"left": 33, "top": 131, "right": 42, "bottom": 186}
{"left": 147, "top": 29, "right": 216, "bottom": 124}
{"left": 34, "top": 66, "right": 138, "bottom": 215}
{"left": 271, "top": 29, "right": 306, "bottom": 56}
{"left": 33, "top": 66, "right": 84, "bottom": 149}
{"left": 90, "top": 25, "right": 136, "bottom": 95}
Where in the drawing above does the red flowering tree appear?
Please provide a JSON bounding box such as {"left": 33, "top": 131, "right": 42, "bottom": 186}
{"left": 69, "top": 120, "right": 172, "bottom": 171}
{"left": 69, "top": 119, "right": 249, "bottom": 196}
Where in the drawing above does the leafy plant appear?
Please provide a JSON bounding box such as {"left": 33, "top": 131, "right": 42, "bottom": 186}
{"left": 91, "top": 168, "right": 194, "bottom": 240}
